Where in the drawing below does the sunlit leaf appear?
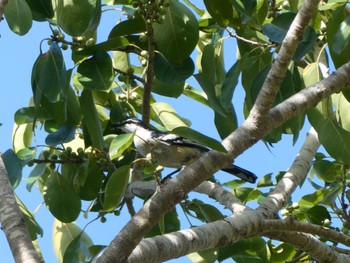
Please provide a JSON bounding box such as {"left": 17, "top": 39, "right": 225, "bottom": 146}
{"left": 108, "top": 17, "right": 146, "bottom": 37}
{"left": 103, "top": 165, "right": 130, "bottom": 211}
{"left": 80, "top": 89, "right": 104, "bottom": 150}
{"left": 2, "top": 149, "right": 23, "bottom": 188}
{"left": 152, "top": 102, "right": 191, "bottom": 129}
{"left": 43, "top": 172, "right": 81, "bottom": 223}
{"left": 53, "top": 220, "right": 93, "bottom": 263}
{"left": 109, "top": 133, "right": 134, "bottom": 160}
{"left": 153, "top": 0, "right": 199, "bottom": 64}
{"left": 77, "top": 50, "right": 114, "bottom": 91}
{"left": 25, "top": 0, "right": 54, "bottom": 21}
{"left": 4, "top": 0, "right": 32, "bottom": 35}
{"left": 57, "top": 0, "right": 98, "bottom": 36}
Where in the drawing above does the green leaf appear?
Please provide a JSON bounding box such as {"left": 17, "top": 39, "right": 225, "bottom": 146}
{"left": 63, "top": 232, "right": 94, "bottom": 263}
{"left": 77, "top": 50, "right": 114, "bottom": 91}
{"left": 26, "top": 163, "right": 47, "bottom": 192}
{"left": 332, "top": 15, "right": 350, "bottom": 55}
{"left": 153, "top": 54, "right": 194, "bottom": 85}
{"left": 221, "top": 60, "right": 243, "bottom": 110}
{"left": 188, "top": 249, "right": 218, "bottom": 263}
{"left": 299, "top": 185, "right": 341, "bottom": 209}
{"left": 25, "top": 0, "right": 54, "bottom": 21}
{"left": 45, "top": 125, "right": 76, "bottom": 146}
{"left": 172, "top": 126, "right": 227, "bottom": 153}
{"left": 153, "top": 0, "right": 199, "bottom": 64}
{"left": 146, "top": 209, "right": 180, "bottom": 237}
{"left": 194, "top": 45, "right": 227, "bottom": 116}
{"left": 152, "top": 78, "right": 185, "bottom": 98}
{"left": 14, "top": 107, "right": 51, "bottom": 124}
{"left": 152, "top": 102, "right": 191, "bottom": 129}
{"left": 80, "top": 89, "right": 104, "bottom": 150}
{"left": 269, "top": 243, "right": 295, "bottom": 262}
{"left": 103, "top": 165, "right": 130, "bottom": 212}
{"left": 43, "top": 172, "right": 81, "bottom": 223}
{"left": 53, "top": 220, "right": 93, "bottom": 263}
{"left": 327, "top": 6, "right": 350, "bottom": 68}
{"left": 108, "top": 17, "right": 146, "bottom": 37}
{"left": 32, "top": 42, "right": 67, "bottom": 103}
{"left": 109, "top": 133, "right": 134, "bottom": 160}
{"left": 305, "top": 205, "right": 331, "bottom": 225}
{"left": 66, "top": 86, "right": 82, "bottom": 125}
{"left": 307, "top": 103, "right": 350, "bottom": 166}
{"left": 312, "top": 159, "right": 339, "bottom": 183}
{"left": 214, "top": 105, "right": 238, "bottom": 139}
{"left": 4, "top": 0, "right": 32, "bottom": 35}
{"left": 2, "top": 149, "right": 23, "bottom": 188}
{"left": 183, "top": 85, "right": 210, "bottom": 107}
{"left": 73, "top": 159, "right": 104, "bottom": 200}
{"left": 16, "top": 195, "right": 43, "bottom": 240}
{"left": 333, "top": 93, "right": 350, "bottom": 132}
{"left": 57, "top": 0, "right": 98, "bottom": 36}
{"left": 203, "top": 0, "right": 234, "bottom": 27}
{"left": 232, "top": 187, "right": 263, "bottom": 203}
{"left": 257, "top": 173, "right": 274, "bottom": 188}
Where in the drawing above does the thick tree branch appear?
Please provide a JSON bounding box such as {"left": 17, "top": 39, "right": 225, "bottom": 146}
{"left": 249, "top": 0, "right": 320, "bottom": 122}
{"left": 257, "top": 128, "right": 320, "bottom": 217}
{"left": 0, "top": 155, "right": 40, "bottom": 263}
{"left": 193, "top": 181, "right": 249, "bottom": 214}
{"left": 263, "top": 218, "right": 350, "bottom": 247}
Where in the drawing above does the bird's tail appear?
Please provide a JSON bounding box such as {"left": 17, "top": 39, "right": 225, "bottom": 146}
{"left": 221, "top": 165, "right": 257, "bottom": 183}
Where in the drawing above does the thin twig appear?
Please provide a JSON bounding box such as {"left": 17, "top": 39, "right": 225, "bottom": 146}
{"left": 226, "top": 29, "right": 276, "bottom": 48}
{"left": 115, "top": 68, "right": 146, "bottom": 84}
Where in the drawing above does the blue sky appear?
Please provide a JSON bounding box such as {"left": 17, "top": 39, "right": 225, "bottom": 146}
{"left": 0, "top": 7, "right": 314, "bottom": 263}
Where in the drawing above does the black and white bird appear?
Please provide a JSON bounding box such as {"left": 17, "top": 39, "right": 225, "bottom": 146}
{"left": 114, "top": 118, "right": 257, "bottom": 183}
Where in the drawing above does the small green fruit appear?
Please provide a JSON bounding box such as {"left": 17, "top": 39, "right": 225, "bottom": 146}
{"left": 139, "top": 33, "right": 148, "bottom": 42}
{"left": 57, "top": 33, "right": 65, "bottom": 41}
{"left": 61, "top": 43, "right": 68, "bottom": 50}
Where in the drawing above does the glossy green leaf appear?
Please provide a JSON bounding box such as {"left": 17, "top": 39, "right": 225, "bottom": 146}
{"left": 80, "top": 89, "right": 104, "bottom": 150}
{"left": 108, "top": 17, "right": 146, "bottom": 37}
{"left": 43, "top": 172, "right": 81, "bottom": 223}
{"left": 103, "top": 165, "right": 130, "bottom": 212}
{"left": 152, "top": 102, "right": 191, "bottom": 129}
{"left": 333, "top": 93, "right": 350, "bottom": 132}
{"left": 77, "top": 50, "right": 114, "bottom": 91}
{"left": 153, "top": 0, "right": 199, "bottom": 64}
{"left": 32, "top": 43, "right": 67, "bottom": 103}
{"left": 218, "top": 237, "right": 268, "bottom": 262}
{"left": 53, "top": 220, "right": 93, "bottom": 263}
{"left": 66, "top": 86, "right": 82, "bottom": 125}
{"left": 172, "top": 126, "right": 227, "bottom": 153}
{"left": 332, "top": 15, "right": 350, "bottom": 55}
{"left": 194, "top": 45, "right": 227, "bottom": 116}
{"left": 45, "top": 125, "right": 76, "bottom": 146}
{"left": 14, "top": 107, "right": 51, "bottom": 124}
{"left": 73, "top": 158, "right": 104, "bottom": 201}
{"left": 16, "top": 195, "right": 43, "bottom": 240}
{"left": 221, "top": 60, "right": 243, "bottom": 110}
{"left": 262, "top": 12, "right": 317, "bottom": 60}
{"left": 305, "top": 205, "right": 331, "bottom": 225}
{"left": 185, "top": 199, "right": 224, "bottom": 223}
{"left": 63, "top": 231, "right": 94, "bottom": 263}
{"left": 153, "top": 54, "right": 194, "bottom": 85}
{"left": 12, "top": 124, "right": 34, "bottom": 157}
{"left": 26, "top": 163, "right": 47, "bottom": 192}
{"left": 327, "top": 7, "right": 350, "bottom": 68}
{"left": 257, "top": 173, "right": 274, "bottom": 188}
{"left": 308, "top": 103, "right": 350, "bottom": 166}
{"left": 152, "top": 78, "right": 184, "bottom": 98}
{"left": 25, "top": 0, "right": 54, "bottom": 21}
{"left": 312, "top": 159, "right": 339, "bottom": 183}
{"left": 183, "top": 85, "right": 210, "bottom": 107}
{"left": 299, "top": 185, "right": 341, "bottom": 209}
{"left": 2, "top": 149, "right": 23, "bottom": 188}
{"left": 269, "top": 243, "right": 295, "bottom": 262}
{"left": 188, "top": 249, "right": 218, "bottom": 263}
{"left": 232, "top": 187, "right": 263, "bottom": 203}
{"left": 57, "top": 0, "right": 97, "bottom": 36}
{"left": 146, "top": 209, "right": 180, "bottom": 237}
{"left": 109, "top": 133, "right": 134, "bottom": 160}
{"left": 4, "top": 0, "right": 32, "bottom": 35}
{"left": 214, "top": 105, "right": 238, "bottom": 139}
{"left": 203, "top": 0, "right": 233, "bottom": 28}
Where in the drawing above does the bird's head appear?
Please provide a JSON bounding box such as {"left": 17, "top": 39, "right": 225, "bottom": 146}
{"left": 113, "top": 118, "right": 149, "bottom": 133}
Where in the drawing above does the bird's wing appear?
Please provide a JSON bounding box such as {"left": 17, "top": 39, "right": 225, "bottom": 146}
{"left": 160, "top": 133, "right": 209, "bottom": 152}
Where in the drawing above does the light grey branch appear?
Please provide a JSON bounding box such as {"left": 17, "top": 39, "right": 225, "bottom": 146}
{"left": 257, "top": 128, "right": 320, "bottom": 217}
{"left": 0, "top": 154, "right": 40, "bottom": 263}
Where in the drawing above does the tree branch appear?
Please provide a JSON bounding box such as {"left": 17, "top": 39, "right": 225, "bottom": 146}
{"left": 0, "top": 154, "right": 40, "bottom": 263}
{"left": 193, "top": 181, "right": 249, "bottom": 214}
{"left": 257, "top": 128, "right": 319, "bottom": 218}
{"left": 249, "top": 0, "right": 320, "bottom": 123}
